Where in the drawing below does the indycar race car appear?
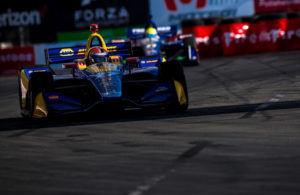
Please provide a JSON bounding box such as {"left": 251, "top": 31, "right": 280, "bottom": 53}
{"left": 18, "top": 24, "right": 188, "bottom": 118}
{"left": 126, "top": 16, "right": 199, "bottom": 66}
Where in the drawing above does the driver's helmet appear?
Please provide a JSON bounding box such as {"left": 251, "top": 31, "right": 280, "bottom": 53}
{"left": 89, "top": 47, "right": 107, "bottom": 64}
{"left": 145, "top": 27, "right": 158, "bottom": 38}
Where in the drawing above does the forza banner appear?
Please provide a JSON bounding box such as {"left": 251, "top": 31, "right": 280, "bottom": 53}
{"left": 150, "top": 0, "right": 255, "bottom": 26}
{"left": 254, "top": 0, "right": 300, "bottom": 14}
{"left": 53, "top": 0, "right": 149, "bottom": 31}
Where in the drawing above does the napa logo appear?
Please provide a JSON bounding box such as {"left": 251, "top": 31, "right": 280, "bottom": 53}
{"left": 59, "top": 48, "right": 74, "bottom": 57}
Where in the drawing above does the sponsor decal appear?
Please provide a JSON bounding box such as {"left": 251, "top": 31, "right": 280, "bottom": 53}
{"left": 146, "top": 60, "right": 158, "bottom": 63}
{"left": 150, "top": 0, "right": 254, "bottom": 25}
{"left": 28, "top": 70, "right": 46, "bottom": 74}
{"left": 48, "top": 95, "right": 59, "bottom": 100}
{"left": 194, "top": 27, "right": 300, "bottom": 48}
{"left": 255, "top": 0, "right": 300, "bottom": 13}
{"left": 59, "top": 48, "right": 74, "bottom": 57}
{"left": 78, "top": 49, "right": 86, "bottom": 55}
{"left": 223, "top": 28, "right": 300, "bottom": 47}
{"left": 74, "top": 7, "right": 129, "bottom": 28}
{"left": 107, "top": 46, "right": 117, "bottom": 52}
{"left": 0, "top": 9, "right": 41, "bottom": 27}
{"left": 165, "top": 0, "right": 207, "bottom": 11}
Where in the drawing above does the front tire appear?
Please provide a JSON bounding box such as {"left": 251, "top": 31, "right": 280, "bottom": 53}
{"left": 159, "top": 60, "right": 189, "bottom": 112}
{"left": 28, "top": 72, "right": 53, "bottom": 118}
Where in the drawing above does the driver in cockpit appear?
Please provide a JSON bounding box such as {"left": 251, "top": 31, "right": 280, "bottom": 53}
{"left": 141, "top": 27, "right": 160, "bottom": 56}
{"left": 88, "top": 47, "right": 108, "bottom": 64}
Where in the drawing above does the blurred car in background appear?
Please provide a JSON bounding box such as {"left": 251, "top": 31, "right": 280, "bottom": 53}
{"left": 126, "top": 16, "right": 200, "bottom": 66}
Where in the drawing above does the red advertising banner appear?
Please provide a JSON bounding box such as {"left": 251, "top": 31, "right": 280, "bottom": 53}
{"left": 182, "top": 18, "right": 223, "bottom": 58}
{"left": 0, "top": 46, "right": 35, "bottom": 75}
{"left": 220, "top": 18, "right": 252, "bottom": 56}
{"left": 150, "top": 0, "right": 254, "bottom": 26}
{"left": 284, "top": 15, "right": 300, "bottom": 50}
{"left": 182, "top": 12, "right": 300, "bottom": 58}
{"left": 255, "top": 0, "right": 300, "bottom": 14}
{"left": 183, "top": 24, "right": 223, "bottom": 58}
{"left": 222, "top": 14, "right": 288, "bottom": 56}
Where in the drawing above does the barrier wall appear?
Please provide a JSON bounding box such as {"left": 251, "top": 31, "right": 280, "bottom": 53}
{"left": 0, "top": 46, "right": 35, "bottom": 76}
{"left": 0, "top": 41, "right": 86, "bottom": 76}
{"left": 182, "top": 11, "right": 300, "bottom": 58}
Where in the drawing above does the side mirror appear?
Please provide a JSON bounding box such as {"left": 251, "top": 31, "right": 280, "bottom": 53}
{"left": 125, "top": 57, "right": 139, "bottom": 64}
{"left": 62, "top": 63, "right": 78, "bottom": 69}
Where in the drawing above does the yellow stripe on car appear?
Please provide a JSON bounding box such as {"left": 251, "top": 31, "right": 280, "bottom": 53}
{"left": 33, "top": 92, "right": 48, "bottom": 118}
{"left": 174, "top": 80, "right": 187, "bottom": 105}
{"left": 20, "top": 70, "right": 29, "bottom": 108}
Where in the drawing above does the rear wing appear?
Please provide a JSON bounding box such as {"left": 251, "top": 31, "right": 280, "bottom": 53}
{"left": 107, "top": 41, "right": 132, "bottom": 57}
{"left": 45, "top": 42, "right": 132, "bottom": 65}
{"left": 127, "top": 26, "right": 177, "bottom": 40}
{"left": 45, "top": 46, "right": 86, "bottom": 65}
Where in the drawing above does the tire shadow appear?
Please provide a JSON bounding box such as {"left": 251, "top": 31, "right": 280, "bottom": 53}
{"left": 1, "top": 100, "right": 300, "bottom": 134}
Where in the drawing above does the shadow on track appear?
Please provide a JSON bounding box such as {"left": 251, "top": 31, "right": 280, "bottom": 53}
{"left": 1, "top": 100, "right": 300, "bottom": 134}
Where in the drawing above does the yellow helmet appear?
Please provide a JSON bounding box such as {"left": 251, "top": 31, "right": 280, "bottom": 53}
{"left": 146, "top": 27, "right": 158, "bottom": 38}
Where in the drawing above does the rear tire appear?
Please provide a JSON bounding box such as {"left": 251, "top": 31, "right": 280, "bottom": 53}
{"left": 181, "top": 35, "right": 200, "bottom": 66}
{"left": 18, "top": 65, "right": 49, "bottom": 118}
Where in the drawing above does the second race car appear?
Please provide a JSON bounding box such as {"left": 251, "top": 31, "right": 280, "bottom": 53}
{"left": 126, "top": 16, "right": 200, "bottom": 66}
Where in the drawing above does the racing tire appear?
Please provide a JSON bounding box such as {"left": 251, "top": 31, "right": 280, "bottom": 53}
{"left": 182, "top": 36, "right": 197, "bottom": 48}
{"left": 181, "top": 35, "right": 200, "bottom": 66}
{"left": 28, "top": 72, "right": 53, "bottom": 118}
{"left": 18, "top": 70, "right": 29, "bottom": 118}
{"left": 18, "top": 65, "right": 49, "bottom": 118}
{"left": 159, "top": 60, "right": 189, "bottom": 113}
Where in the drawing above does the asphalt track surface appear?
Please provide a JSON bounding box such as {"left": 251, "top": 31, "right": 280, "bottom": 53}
{"left": 0, "top": 51, "right": 300, "bottom": 195}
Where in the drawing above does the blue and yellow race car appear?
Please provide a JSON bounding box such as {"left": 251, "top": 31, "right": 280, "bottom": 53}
{"left": 18, "top": 24, "right": 188, "bottom": 118}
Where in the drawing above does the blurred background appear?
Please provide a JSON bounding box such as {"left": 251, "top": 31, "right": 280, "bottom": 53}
{"left": 1, "top": 0, "right": 300, "bottom": 74}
